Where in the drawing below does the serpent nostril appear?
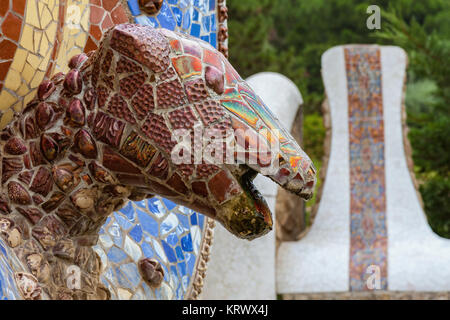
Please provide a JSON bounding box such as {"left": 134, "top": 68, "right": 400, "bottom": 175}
{"left": 139, "top": 0, "right": 164, "bottom": 15}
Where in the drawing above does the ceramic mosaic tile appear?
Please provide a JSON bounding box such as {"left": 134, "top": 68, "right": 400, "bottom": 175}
{"left": 94, "top": 198, "right": 205, "bottom": 299}
{"left": 344, "top": 47, "right": 388, "bottom": 291}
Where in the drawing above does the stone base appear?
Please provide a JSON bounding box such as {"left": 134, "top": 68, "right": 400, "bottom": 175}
{"left": 282, "top": 291, "right": 449, "bottom": 300}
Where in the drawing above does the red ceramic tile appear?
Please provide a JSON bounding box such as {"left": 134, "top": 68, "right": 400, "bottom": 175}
{"left": 102, "top": 0, "right": 118, "bottom": 12}
{"left": 0, "top": 39, "right": 16, "bottom": 60}
{"left": 0, "top": 0, "right": 9, "bottom": 17}
{"left": 90, "top": 5, "right": 104, "bottom": 24}
{"left": 203, "top": 49, "right": 222, "bottom": 70}
{"left": 0, "top": 61, "right": 12, "bottom": 81}
{"left": 111, "top": 5, "right": 128, "bottom": 24}
{"left": 12, "top": 0, "right": 26, "bottom": 15}
{"left": 84, "top": 36, "right": 97, "bottom": 53}
{"left": 89, "top": 24, "right": 102, "bottom": 41}
{"left": 2, "top": 12, "right": 22, "bottom": 42}
{"left": 101, "top": 14, "right": 113, "bottom": 30}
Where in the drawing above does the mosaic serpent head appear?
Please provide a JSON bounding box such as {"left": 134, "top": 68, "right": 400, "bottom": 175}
{"left": 1, "top": 24, "right": 316, "bottom": 244}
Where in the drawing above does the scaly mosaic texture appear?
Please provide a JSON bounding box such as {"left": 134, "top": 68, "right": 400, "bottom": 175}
{"left": 345, "top": 46, "right": 388, "bottom": 291}
{"left": 0, "top": 23, "right": 315, "bottom": 299}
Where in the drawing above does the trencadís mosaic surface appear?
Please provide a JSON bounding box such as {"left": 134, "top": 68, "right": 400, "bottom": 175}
{"left": 345, "top": 46, "right": 388, "bottom": 291}
{"left": 0, "top": 0, "right": 227, "bottom": 300}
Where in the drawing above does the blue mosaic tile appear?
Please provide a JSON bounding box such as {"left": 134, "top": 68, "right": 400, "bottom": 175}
{"left": 198, "top": 214, "right": 205, "bottom": 228}
{"left": 172, "top": 6, "right": 183, "bottom": 27}
{"left": 211, "top": 13, "right": 217, "bottom": 31}
{"left": 115, "top": 266, "right": 133, "bottom": 289}
{"left": 202, "top": 15, "right": 210, "bottom": 32}
{"left": 135, "top": 200, "right": 146, "bottom": 209}
{"left": 162, "top": 240, "right": 177, "bottom": 263}
{"left": 141, "top": 242, "right": 154, "bottom": 258}
{"left": 107, "top": 247, "right": 128, "bottom": 263}
{"left": 129, "top": 225, "right": 143, "bottom": 243}
{"left": 157, "top": 2, "right": 177, "bottom": 30}
{"left": 176, "top": 213, "right": 190, "bottom": 229}
{"left": 161, "top": 213, "right": 178, "bottom": 235}
{"left": 178, "top": 261, "right": 187, "bottom": 276}
{"left": 186, "top": 253, "right": 196, "bottom": 275}
{"left": 179, "top": 0, "right": 190, "bottom": 10}
{"left": 109, "top": 223, "right": 124, "bottom": 247}
{"left": 114, "top": 212, "right": 133, "bottom": 231}
{"left": 126, "top": 0, "right": 141, "bottom": 16}
{"left": 183, "top": 9, "right": 191, "bottom": 30}
{"left": 138, "top": 209, "right": 159, "bottom": 237}
{"left": 152, "top": 239, "right": 168, "bottom": 263}
{"left": 162, "top": 198, "right": 177, "bottom": 210}
{"left": 119, "top": 202, "right": 135, "bottom": 221}
{"left": 166, "top": 232, "right": 179, "bottom": 247}
{"left": 181, "top": 234, "right": 193, "bottom": 252}
{"left": 193, "top": 8, "right": 199, "bottom": 22}
{"left": 147, "top": 198, "right": 167, "bottom": 218}
{"left": 175, "top": 246, "right": 185, "bottom": 260}
{"left": 120, "top": 263, "right": 141, "bottom": 288}
{"left": 190, "top": 213, "right": 198, "bottom": 225}
{"left": 210, "top": 32, "right": 217, "bottom": 48}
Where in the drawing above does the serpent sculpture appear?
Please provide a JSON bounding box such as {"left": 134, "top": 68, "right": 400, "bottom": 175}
{"left": 0, "top": 24, "right": 316, "bottom": 299}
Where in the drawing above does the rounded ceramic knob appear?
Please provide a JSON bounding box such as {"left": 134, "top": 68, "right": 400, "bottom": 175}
{"left": 139, "top": 0, "right": 164, "bottom": 15}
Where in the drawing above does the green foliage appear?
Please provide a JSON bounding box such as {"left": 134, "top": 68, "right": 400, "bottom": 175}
{"left": 377, "top": 5, "right": 450, "bottom": 237}
{"left": 420, "top": 175, "right": 450, "bottom": 238}
{"left": 303, "top": 113, "right": 325, "bottom": 162}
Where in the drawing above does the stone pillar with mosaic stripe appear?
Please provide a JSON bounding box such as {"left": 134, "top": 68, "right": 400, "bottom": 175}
{"left": 277, "top": 45, "right": 450, "bottom": 298}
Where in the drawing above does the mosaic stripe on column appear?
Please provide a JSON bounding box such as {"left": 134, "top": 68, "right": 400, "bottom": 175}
{"left": 345, "top": 46, "right": 388, "bottom": 291}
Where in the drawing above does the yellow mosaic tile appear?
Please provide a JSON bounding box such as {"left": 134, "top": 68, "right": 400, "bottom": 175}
{"left": 39, "top": 51, "right": 51, "bottom": 71}
{"left": 0, "top": 91, "right": 17, "bottom": 111}
{"left": 27, "top": 52, "right": 41, "bottom": 70}
{"left": 13, "top": 101, "right": 23, "bottom": 113}
{"left": 40, "top": 34, "right": 50, "bottom": 55}
{"left": 22, "top": 62, "right": 35, "bottom": 84}
{"left": 41, "top": 7, "right": 53, "bottom": 29}
{"left": 80, "top": 6, "right": 89, "bottom": 32}
{"left": 0, "top": 109, "right": 14, "bottom": 128}
{"left": 25, "top": 0, "right": 41, "bottom": 28}
{"left": 4, "top": 70, "right": 22, "bottom": 92}
{"left": 38, "top": 1, "right": 45, "bottom": 16}
{"left": 34, "top": 30, "right": 42, "bottom": 52}
{"left": 75, "top": 33, "right": 87, "bottom": 47}
{"left": 10, "top": 49, "right": 27, "bottom": 73}
{"left": 24, "top": 90, "right": 36, "bottom": 107}
{"left": 30, "top": 70, "right": 45, "bottom": 88}
{"left": 52, "top": 5, "right": 59, "bottom": 20}
{"left": 17, "top": 83, "right": 29, "bottom": 97}
{"left": 20, "top": 25, "right": 34, "bottom": 51}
